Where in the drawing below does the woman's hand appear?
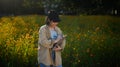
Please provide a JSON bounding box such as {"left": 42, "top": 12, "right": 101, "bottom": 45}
{"left": 54, "top": 35, "right": 62, "bottom": 43}
{"left": 53, "top": 46, "right": 62, "bottom": 51}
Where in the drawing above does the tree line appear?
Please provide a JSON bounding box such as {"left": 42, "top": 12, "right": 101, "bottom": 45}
{"left": 0, "top": 0, "right": 120, "bottom": 16}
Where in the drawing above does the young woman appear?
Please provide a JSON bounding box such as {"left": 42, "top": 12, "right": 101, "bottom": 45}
{"left": 38, "top": 10, "right": 66, "bottom": 67}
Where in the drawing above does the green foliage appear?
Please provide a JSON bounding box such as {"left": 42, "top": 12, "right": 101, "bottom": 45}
{"left": 0, "top": 15, "right": 40, "bottom": 67}
{"left": 0, "top": 15, "right": 120, "bottom": 67}
{"left": 60, "top": 15, "right": 120, "bottom": 67}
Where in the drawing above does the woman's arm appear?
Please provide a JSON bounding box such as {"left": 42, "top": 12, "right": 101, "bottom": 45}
{"left": 38, "top": 28, "right": 54, "bottom": 48}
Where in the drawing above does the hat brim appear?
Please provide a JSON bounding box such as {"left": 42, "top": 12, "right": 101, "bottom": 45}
{"left": 52, "top": 19, "right": 61, "bottom": 22}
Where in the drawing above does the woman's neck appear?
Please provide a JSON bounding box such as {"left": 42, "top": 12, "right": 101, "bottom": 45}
{"left": 48, "top": 25, "right": 56, "bottom": 28}
{"left": 48, "top": 26, "right": 55, "bottom": 30}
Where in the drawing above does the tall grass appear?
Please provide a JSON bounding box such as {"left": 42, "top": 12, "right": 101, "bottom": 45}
{"left": 60, "top": 15, "right": 120, "bottom": 67}
{"left": 0, "top": 15, "right": 120, "bottom": 67}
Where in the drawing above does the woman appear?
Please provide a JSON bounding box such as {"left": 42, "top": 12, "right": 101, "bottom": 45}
{"left": 38, "top": 10, "right": 66, "bottom": 67}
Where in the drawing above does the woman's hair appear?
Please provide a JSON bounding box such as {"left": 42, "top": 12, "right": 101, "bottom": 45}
{"left": 45, "top": 10, "right": 60, "bottom": 25}
{"left": 45, "top": 16, "right": 50, "bottom": 25}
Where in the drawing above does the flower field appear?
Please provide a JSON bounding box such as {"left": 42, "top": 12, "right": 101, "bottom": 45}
{"left": 0, "top": 15, "right": 120, "bottom": 67}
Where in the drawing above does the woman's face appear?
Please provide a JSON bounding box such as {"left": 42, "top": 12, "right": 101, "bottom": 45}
{"left": 49, "top": 21, "right": 58, "bottom": 28}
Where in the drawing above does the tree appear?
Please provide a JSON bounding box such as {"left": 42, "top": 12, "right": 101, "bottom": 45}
{"left": 22, "top": 0, "right": 44, "bottom": 14}
{"left": 0, "top": 0, "right": 22, "bottom": 14}
{"left": 41, "top": 0, "right": 61, "bottom": 14}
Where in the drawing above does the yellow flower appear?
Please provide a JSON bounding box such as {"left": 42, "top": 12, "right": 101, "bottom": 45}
{"left": 95, "top": 27, "right": 100, "bottom": 31}
{"left": 25, "top": 33, "right": 30, "bottom": 39}
{"left": 73, "top": 48, "right": 76, "bottom": 50}
{"left": 78, "top": 60, "right": 81, "bottom": 62}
